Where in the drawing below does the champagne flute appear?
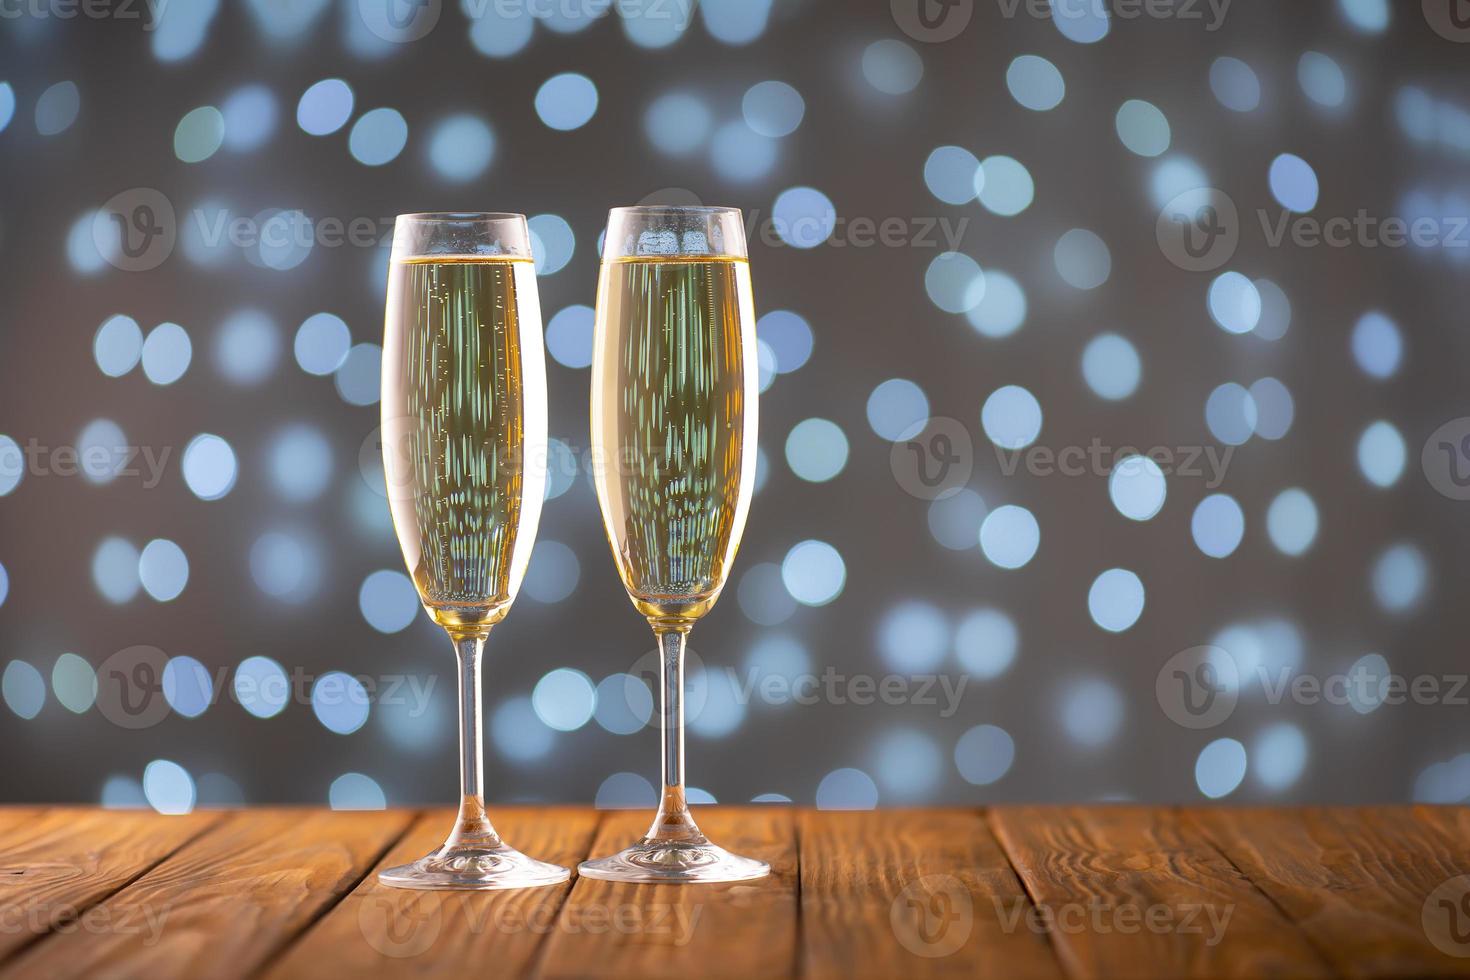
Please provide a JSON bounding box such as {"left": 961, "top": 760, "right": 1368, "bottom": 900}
{"left": 377, "top": 213, "right": 567, "bottom": 890}
{"left": 580, "top": 206, "right": 769, "bottom": 883}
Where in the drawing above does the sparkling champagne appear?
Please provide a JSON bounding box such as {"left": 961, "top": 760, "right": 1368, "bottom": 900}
{"left": 590, "top": 255, "right": 758, "bottom": 625}
{"left": 382, "top": 255, "right": 547, "bottom": 635}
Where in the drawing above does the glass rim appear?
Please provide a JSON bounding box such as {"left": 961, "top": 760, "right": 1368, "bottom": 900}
{"left": 395, "top": 211, "right": 526, "bottom": 223}
{"left": 608, "top": 205, "right": 741, "bottom": 216}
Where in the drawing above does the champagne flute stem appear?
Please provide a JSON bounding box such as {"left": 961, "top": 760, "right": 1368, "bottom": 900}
{"left": 448, "top": 631, "right": 498, "bottom": 846}
{"left": 648, "top": 626, "right": 702, "bottom": 843}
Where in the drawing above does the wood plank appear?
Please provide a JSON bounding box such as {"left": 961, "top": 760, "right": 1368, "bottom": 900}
{"left": 263, "top": 806, "right": 598, "bottom": 979}
{"left": 0, "top": 808, "right": 221, "bottom": 964}
{"left": 799, "top": 809, "right": 1061, "bottom": 980}
{"left": 1192, "top": 807, "right": 1470, "bottom": 978}
{"left": 536, "top": 806, "right": 797, "bottom": 980}
{"left": 0, "top": 808, "right": 413, "bottom": 980}
{"left": 990, "top": 806, "right": 1331, "bottom": 979}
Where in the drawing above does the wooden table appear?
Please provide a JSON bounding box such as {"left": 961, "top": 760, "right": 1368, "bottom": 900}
{"left": 2, "top": 806, "right": 1469, "bottom": 978}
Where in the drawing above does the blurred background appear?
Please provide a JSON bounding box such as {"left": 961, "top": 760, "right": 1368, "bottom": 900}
{"left": 2, "top": 0, "right": 1468, "bottom": 812}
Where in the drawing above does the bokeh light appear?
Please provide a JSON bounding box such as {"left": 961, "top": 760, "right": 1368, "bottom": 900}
{"left": 294, "top": 313, "right": 351, "bottom": 376}
{"left": 785, "top": 419, "right": 848, "bottom": 483}
{"left": 1006, "top": 55, "right": 1065, "bottom": 111}
{"left": 94, "top": 315, "right": 143, "bottom": 377}
{"left": 297, "top": 79, "right": 354, "bottom": 135}
{"left": 980, "top": 505, "right": 1039, "bottom": 570}
{"left": 312, "top": 671, "right": 370, "bottom": 735}
{"left": 877, "top": 601, "right": 949, "bottom": 673}
{"left": 861, "top": 40, "right": 923, "bottom": 95}
{"left": 645, "top": 92, "right": 711, "bottom": 156}
{"left": 742, "top": 80, "right": 804, "bottom": 137}
{"left": 1081, "top": 333, "right": 1141, "bottom": 400}
{"left": 1191, "top": 495, "right": 1245, "bottom": 558}
{"left": 1351, "top": 311, "right": 1402, "bottom": 379}
{"left": 1357, "top": 420, "right": 1406, "bottom": 487}
{"left": 1195, "top": 738, "right": 1247, "bottom": 798}
{"left": 1109, "top": 455, "right": 1166, "bottom": 522}
{"left": 213, "top": 309, "right": 279, "bottom": 385}
{"left": 428, "top": 115, "right": 495, "bottom": 182}
{"left": 981, "top": 385, "right": 1043, "bottom": 450}
{"left": 976, "top": 156, "right": 1034, "bottom": 216}
{"left": 349, "top": 108, "right": 408, "bottom": 166}
{"left": 954, "top": 725, "right": 1014, "bottom": 786}
{"left": 781, "top": 540, "right": 846, "bottom": 607}
{"left": 1266, "top": 488, "right": 1319, "bottom": 557}
{"left": 358, "top": 570, "right": 419, "bottom": 633}
{"left": 924, "top": 146, "right": 981, "bottom": 205}
{"left": 866, "top": 378, "right": 929, "bottom": 441}
{"left": 1371, "top": 542, "right": 1428, "bottom": 613}
{"left": 1115, "top": 99, "right": 1170, "bottom": 157}
{"left": 1087, "top": 568, "right": 1145, "bottom": 633}
{"left": 954, "top": 608, "right": 1017, "bottom": 680}
{"left": 535, "top": 73, "right": 599, "bottom": 131}
{"left": 181, "top": 434, "right": 238, "bottom": 501}
{"left": 138, "top": 539, "right": 189, "bottom": 602}
{"left": 1210, "top": 57, "right": 1261, "bottom": 112}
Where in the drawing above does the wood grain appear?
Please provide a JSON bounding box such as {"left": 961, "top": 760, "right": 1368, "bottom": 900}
{"left": 1191, "top": 807, "right": 1470, "bottom": 978}
{"left": 3, "top": 806, "right": 1469, "bottom": 979}
{"left": 0, "top": 808, "right": 221, "bottom": 961}
{"left": 0, "top": 808, "right": 412, "bottom": 980}
{"left": 535, "top": 806, "right": 797, "bottom": 980}
{"left": 799, "top": 809, "right": 1061, "bottom": 979}
{"left": 263, "top": 806, "right": 599, "bottom": 980}
{"left": 990, "top": 806, "right": 1331, "bottom": 979}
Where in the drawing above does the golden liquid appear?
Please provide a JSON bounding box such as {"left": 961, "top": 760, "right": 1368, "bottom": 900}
{"left": 590, "top": 256, "right": 758, "bottom": 626}
{"left": 382, "top": 255, "right": 547, "bottom": 635}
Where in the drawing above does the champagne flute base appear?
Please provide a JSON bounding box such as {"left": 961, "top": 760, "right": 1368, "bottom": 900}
{"left": 578, "top": 839, "right": 769, "bottom": 884}
{"left": 379, "top": 843, "right": 570, "bottom": 891}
